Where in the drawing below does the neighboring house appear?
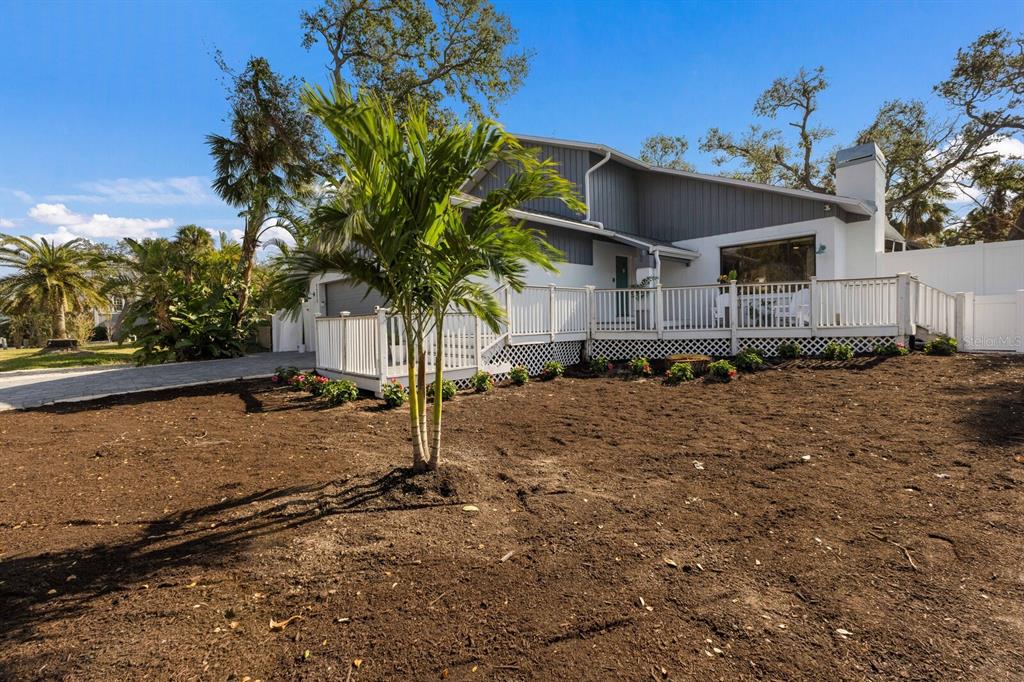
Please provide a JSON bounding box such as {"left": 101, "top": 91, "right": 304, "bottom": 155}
{"left": 275, "top": 135, "right": 1021, "bottom": 388}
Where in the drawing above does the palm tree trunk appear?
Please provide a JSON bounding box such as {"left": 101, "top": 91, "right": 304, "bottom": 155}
{"left": 52, "top": 295, "right": 68, "bottom": 339}
{"left": 404, "top": 313, "right": 426, "bottom": 473}
{"left": 235, "top": 209, "right": 264, "bottom": 328}
{"left": 428, "top": 316, "right": 445, "bottom": 471}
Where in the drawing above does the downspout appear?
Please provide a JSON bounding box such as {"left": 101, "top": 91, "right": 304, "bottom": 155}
{"left": 583, "top": 151, "right": 613, "bottom": 229}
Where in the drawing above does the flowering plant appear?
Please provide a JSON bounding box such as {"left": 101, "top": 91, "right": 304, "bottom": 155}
{"left": 305, "top": 374, "right": 331, "bottom": 396}
{"left": 822, "top": 341, "right": 854, "bottom": 361}
{"left": 628, "top": 357, "right": 652, "bottom": 377}
{"left": 471, "top": 370, "right": 494, "bottom": 393}
{"left": 320, "top": 379, "right": 359, "bottom": 405}
{"left": 428, "top": 378, "right": 458, "bottom": 401}
{"left": 873, "top": 340, "right": 909, "bottom": 357}
{"left": 540, "top": 361, "right": 564, "bottom": 380}
{"left": 924, "top": 335, "right": 957, "bottom": 356}
{"left": 509, "top": 365, "right": 529, "bottom": 386}
{"left": 705, "top": 359, "right": 737, "bottom": 383}
{"left": 588, "top": 356, "right": 612, "bottom": 375}
{"left": 664, "top": 361, "right": 695, "bottom": 384}
{"left": 274, "top": 366, "right": 300, "bottom": 384}
{"left": 381, "top": 379, "right": 407, "bottom": 408}
{"left": 734, "top": 347, "right": 766, "bottom": 371}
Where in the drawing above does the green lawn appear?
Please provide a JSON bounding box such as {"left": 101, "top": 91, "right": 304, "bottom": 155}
{"left": 0, "top": 342, "right": 138, "bottom": 373}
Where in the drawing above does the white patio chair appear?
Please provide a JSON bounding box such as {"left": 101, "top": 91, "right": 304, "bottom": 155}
{"left": 786, "top": 288, "right": 811, "bottom": 326}
{"left": 712, "top": 291, "right": 729, "bottom": 327}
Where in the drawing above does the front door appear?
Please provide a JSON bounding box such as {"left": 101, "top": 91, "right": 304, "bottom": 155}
{"left": 615, "top": 256, "right": 629, "bottom": 317}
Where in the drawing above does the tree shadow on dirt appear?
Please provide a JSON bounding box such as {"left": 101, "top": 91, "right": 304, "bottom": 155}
{"left": 0, "top": 467, "right": 463, "bottom": 651}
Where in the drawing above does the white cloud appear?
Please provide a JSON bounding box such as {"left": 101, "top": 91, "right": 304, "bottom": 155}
{"left": 1, "top": 187, "right": 32, "bottom": 203}
{"left": 0, "top": 218, "right": 15, "bottom": 229}
{"left": 26, "top": 202, "right": 173, "bottom": 240}
{"left": 47, "top": 176, "right": 216, "bottom": 205}
{"left": 31, "top": 226, "right": 81, "bottom": 245}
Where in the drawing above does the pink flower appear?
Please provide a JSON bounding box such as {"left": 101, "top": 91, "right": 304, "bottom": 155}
{"left": 271, "top": 376, "right": 279, "bottom": 383}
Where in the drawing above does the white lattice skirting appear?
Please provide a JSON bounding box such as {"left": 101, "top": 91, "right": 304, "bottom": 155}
{"left": 590, "top": 336, "right": 900, "bottom": 360}
{"left": 737, "top": 336, "right": 899, "bottom": 356}
{"left": 491, "top": 340, "right": 584, "bottom": 376}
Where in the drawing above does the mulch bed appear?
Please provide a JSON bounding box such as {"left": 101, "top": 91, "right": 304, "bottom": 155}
{"left": 1, "top": 354, "right": 1023, "bottom": 680}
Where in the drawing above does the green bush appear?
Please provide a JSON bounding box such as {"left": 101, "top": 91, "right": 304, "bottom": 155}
{"left": 822, "top": 341, "right": 854, "bottom": 361}
{"left": 320, "top": 379, "right": 359, "bottom": 406}
{"left": 273, "top": 366, "right": 300, "bottom": 385}
{"left": 628, "top": 357, "right": 652, "bottom": 377}
{"left": 705, "top": 359, "right": 737, "bottom": 383}
{"left": 924, "top": 335, "right": 957, "bottom": 356}
{"left": 509, "top": 365, "right": 529, "bottom": 386}
{"left": 471, "top": 370, "right": 494, "bottom": 393}
{"left": 540, "top": 361, "right": 564, "bottom": 380}
{"left": 734, "top": 347, "right": 766, "bottom": 371}
{"left": 664, "top": 361, "right": 695, "bottom": 384}
{"left": 304, "top": 374, "right": 331, "bottom": 396}
{"left": 874, "top": 340, "right": 909, "bottom": 357}
{"left": 776, "top": 340, "right": 802, "bottom": 359}
{"left": 381, "top": 380, "right": 407, "bottom": 408}
{"left": 428, "top": 378, "right": 458, "bottom": 401}
{"left": 589, "top": 355, "right": 612, "bottom": 374}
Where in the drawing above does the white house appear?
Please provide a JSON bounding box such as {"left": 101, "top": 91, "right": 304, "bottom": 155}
{"left": 274, "top": 135, "right": 1021, "bottom": 392}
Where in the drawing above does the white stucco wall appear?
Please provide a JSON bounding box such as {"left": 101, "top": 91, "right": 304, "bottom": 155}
{"left": 668, "top": 217, "right": 848, "bottom": 285}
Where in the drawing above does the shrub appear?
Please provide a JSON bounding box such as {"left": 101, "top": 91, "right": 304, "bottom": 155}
{"left": 288, "top": 372, "right": 308, "bottom": 389}
{"left": 91, "top": 325, "right": 109, "bottom": 342}
{"left": 628, "top": 357, "right": 652, "bottom": 377}
{"left": 924, "top": 335, "right": 957, "bottom": 356}
{"left": 589, "top": 355, "right": 612, "bottom": 374}
{"left": 509, "top": 365, "right": 529, "bottom": 386}
{"left": 320, "top": 379, "right": 359, "bottom": 406}
{"left": 428, "top": 378, "right": 458, "bottom": 401}
{"left": 734, "top": 347, "right": 766, "bottom": 371}
{"left": 273, "top": 366, "right": 300, "bottom": 385}
{"left": 664, "top": 361, "right": 695, "bottom": 384}
{"left": 540, "top": 361, "right": 564, "bottom": 380}
{"left": 471, "top": 370, "right": 494, "bottom": 393}
{"left": 304, "top": 374, "right": 331, "bottom": 396}
{"left": 874, "top": 340, "right": 909, "bottom": 357}
{"left": 381, "top": 380, "right": 407, "bottom": 408}
{"left": 822, "top": 341, "right": 854, "bottom": 361}
{"left": 776, "top": 340, "right": 802, "bottom": 359}
{"left": 705, "top": 359, "right": 737, "bottom": 383}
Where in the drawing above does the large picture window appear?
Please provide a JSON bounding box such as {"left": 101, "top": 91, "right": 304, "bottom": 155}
{"left": 720, "top": 235, "right": 816, "bottom": 283}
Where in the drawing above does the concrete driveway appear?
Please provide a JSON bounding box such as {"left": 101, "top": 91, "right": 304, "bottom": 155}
{"left": 0, "top": 352, "right": 315, "bottom": 411}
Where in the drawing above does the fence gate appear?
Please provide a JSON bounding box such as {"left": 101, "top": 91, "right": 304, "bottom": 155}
{"left": 965, "top": 292, "right": 1024, "bottom": 352}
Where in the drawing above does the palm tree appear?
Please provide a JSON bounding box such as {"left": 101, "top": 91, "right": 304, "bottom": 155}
{"left": 0, "top": 235, "right": 108, "bottom": 340}
{"left": 285, "top": 83, "right": 583, "bottom": 471}
{"left": 207, "top": 57, "right": 319, "bottom": 329}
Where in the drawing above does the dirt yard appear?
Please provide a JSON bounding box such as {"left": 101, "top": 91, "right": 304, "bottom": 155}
{"left": 1, "top": 354, "right": 1023, "bottom": 680}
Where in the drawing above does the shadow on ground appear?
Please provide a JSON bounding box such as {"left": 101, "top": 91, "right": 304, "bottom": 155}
{"left": 0, "top": 467, "right": 463, "bottom": 650}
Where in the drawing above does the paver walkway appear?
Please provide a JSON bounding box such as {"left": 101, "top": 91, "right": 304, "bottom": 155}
{"left": 0, "top": 352, "right": 314, "bottom": 411}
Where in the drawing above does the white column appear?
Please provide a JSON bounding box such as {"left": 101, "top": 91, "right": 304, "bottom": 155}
{"left": 339, "top": 311, "right": 350, "bottom": 372}
{"left": 584, "top": 285, "right": 596, "bottom": 359}
{"left": 954, "top": 292, "right": 973, "bottom": 351}
{"left": 896, "top": 272, "right": 913, "bottom": 339}
{"left": 809, "top": 276, "right": 819, "bottom": 335}
{"left": 729, "top": 279, "right": 739, "bottom": 355}
{"left": 548, "top": 283, "right": 557, "bottom": 341}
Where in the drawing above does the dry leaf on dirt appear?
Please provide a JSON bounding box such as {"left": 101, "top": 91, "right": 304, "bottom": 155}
{"left": 663, "top": 558, "right": 678, "bottom": 568}
{"left": 269, "top": 615, "right": 303, "bottom": 631}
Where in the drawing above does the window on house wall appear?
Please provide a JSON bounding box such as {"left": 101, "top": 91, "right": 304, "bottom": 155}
{"left": 720, "top": 235, "right": 816, "bottom": 283}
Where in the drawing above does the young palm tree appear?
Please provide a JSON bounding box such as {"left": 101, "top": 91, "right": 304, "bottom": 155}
{"left": 286, "top": 83, "right": 583, "bottom": 472}
{"left": 0, "top": 235, "right": 108, "bottom": 340}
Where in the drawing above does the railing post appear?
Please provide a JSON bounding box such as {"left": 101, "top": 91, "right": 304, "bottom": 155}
{"left": 339, "top": 311, "right": 350, "bottom": 372}
{"left": 585, "top": 285, "right": 596, "bottom": 359}
{"left": 896, "top": 273, "right": 913, "bottom": 339}
{"left": 728, "top": 279, "right": 739, "bottom": 355}
{"left": 655, "top": 283, "right": 664, "bottom": 339}
{"left": 548, "top": 283, "right": 557, "bottom": 341}
{"left": 954, "top": 292, "right": 973, "bottom": 351}
{"left": 474, "top": 315, "right": 482, "bottom": 369}
{"left": 375, "top": 307, "right": 388, "bottom": 396}
{"left": 504, "top": 285, "right": 513, "bottom": 336}
{"left": 1016, "top": 290, "right": 1024, "bottom": 354}
{"left": 809, "top": 277, "right": 819, "bottom": 335}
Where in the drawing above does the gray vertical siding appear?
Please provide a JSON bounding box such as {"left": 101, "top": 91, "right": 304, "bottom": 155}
{"left": 529, "top": 222, "right": 593, "bottom": 265}
{"left": 588, "top": 159, "right": 639, "bottom": 233}
{"left": 633, "top": 173, "right": 830, "bottom": 241}
{"left": 324, "top": 281, "right": 385, "bottom": 316}
{"left": 469, "top": 144, "right": 588, "bottom": 219}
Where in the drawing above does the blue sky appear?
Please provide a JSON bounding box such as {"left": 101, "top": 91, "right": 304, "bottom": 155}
{"left": 0, "top": 0, "right": 1019, "bottom": 245}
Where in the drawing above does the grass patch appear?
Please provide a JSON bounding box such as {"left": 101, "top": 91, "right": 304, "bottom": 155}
{"left": 0, "top": 343, "right": 138, "bottom": 373}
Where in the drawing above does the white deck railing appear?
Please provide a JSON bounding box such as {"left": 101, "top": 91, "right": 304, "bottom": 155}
{"left": 315, "top": 274, "right": 957, "bottom": 395}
